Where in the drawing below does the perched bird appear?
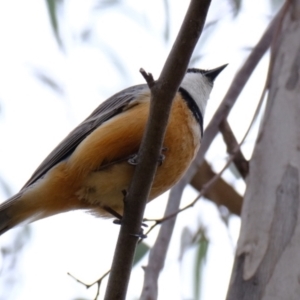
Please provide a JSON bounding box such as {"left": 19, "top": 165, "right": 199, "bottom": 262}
{"left": 0, "top": 65, "right": 226, "bottom": 235}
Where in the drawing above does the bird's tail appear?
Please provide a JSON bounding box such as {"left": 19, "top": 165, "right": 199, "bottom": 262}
{"left": 0, "top": 193, "right": 33, "bottom": 235}
{"left": 0, "top": 190, "right": 87, "bottom": 235}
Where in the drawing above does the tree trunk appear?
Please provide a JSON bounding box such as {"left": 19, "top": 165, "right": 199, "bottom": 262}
{"left": 226, "top": 1, "right": 300, "bottom": 299}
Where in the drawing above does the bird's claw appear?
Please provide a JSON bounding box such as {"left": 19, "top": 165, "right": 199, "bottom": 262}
{"left": 127, "top": 154, "right": 138, "bottom": 166}
{"left": 130, "top": 228, "right": 147, "bottom": 239}
{"left": 127, "top": 147, "right": 168, "bottom": 166}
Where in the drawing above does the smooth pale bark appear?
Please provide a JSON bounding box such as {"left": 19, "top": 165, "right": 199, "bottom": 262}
{"left": 227, "top": 2, "right": 300, "bottom": 299}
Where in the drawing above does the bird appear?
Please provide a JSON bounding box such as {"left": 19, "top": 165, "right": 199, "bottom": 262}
{"left": 0, "top": 65, "right": 227, "bottom": 235}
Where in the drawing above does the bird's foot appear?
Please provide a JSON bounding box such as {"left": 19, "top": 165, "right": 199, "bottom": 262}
{"left": 127, "top": 154, "right": 138, "bottom": 166}
{"left": 157, "top": 147, "right": 168, "bottom": 166}
{"left": 130, "top": 228, "right": 147, "bottom": 239}
{"left": 127, "top": 147, "right": 168, "bottom": 166}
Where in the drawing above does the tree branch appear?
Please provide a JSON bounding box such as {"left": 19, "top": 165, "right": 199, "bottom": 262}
{"left": 191, "top": 160, "right": 243, "bottom": 215}
{"left": 104, "top": 1, "right": 212, "bottom": 299}
{"left": 140, "top": 180, "right": 186, "bottom": 300}
{"left": 219, "top": 120, "right": 249, "bottom": 179}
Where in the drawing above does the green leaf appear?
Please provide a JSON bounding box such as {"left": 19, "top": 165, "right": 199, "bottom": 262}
{"left": 179, "top": 227, "right": 194, "bottom": 261}
{"left": 194, "top": 236, "right": 209, "bottom": 300}
{"left": 45, "top": 0, "right": 63, "bottom": 48}
{"left": 133, "top": 242, "right": 150, "bottom": 266}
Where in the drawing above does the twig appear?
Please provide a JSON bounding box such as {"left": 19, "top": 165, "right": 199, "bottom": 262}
{"left": 139, "top": 68, "right": 155, "bottom": 88}
{"left": 157, "top": 155, "right": 237, "bottom": 223}
{"left": 104, "top": 1, "right": 212, "bottom": 299}
{"left": 68, "top": 270, "right": 110, "bottom": 300}
{"left": 219, "top": 120, "right": 249, "bottom": 179}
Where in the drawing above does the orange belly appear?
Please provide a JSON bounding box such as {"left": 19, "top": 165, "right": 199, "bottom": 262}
{"left": 74, "top": 94, "right": 201, "bottom": 216}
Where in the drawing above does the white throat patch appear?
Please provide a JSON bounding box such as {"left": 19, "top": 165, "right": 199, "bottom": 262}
{"left": 180, "top": 72, "right": 212, "bottom": 116}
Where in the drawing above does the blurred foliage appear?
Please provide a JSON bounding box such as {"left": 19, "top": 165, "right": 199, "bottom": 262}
{"left": 227, "top": 0, "right": 285, "bottom": 16}
{"left": 194, "top": 235, "right": 209, "bottom": 300}
{"left": 94, "top": 0, "right": 123, "bottom": 9}
{"left": 94, "top": 0, "right": 170, "bottom": 42}
{"left": 33, "top": 69, "right": 64, "bottom": 95}
{"left": 45, "top": 0, "right": 63, "bottom": 49}
{"left": 133, "top": 242, "right": 150, "bottom": 266}
{"left": 180, "top": 227, "right": 209, "bottom": 300}
{"left": 0, "top": 227, "right": 31, "bottom": 267}
{"left": 0, "top": 227, "right": 31, "bottom": 300}
{"left": 228, "top": 0, "right": 242, "bottom": 17}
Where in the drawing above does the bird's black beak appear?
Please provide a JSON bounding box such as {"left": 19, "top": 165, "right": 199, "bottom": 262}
{"left": 203, "top": 64, "right": 228, "bottom": 82}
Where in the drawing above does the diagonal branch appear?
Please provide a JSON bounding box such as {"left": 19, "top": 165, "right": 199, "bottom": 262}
{"left": 219, "top": 120, "right": 249, "bottom": 179}
{"left": 104, "top": 1, "right": 212, "bottom": 299}
{"left": 191, "top": 160, "right": 243, "bottom": 215}
{"left": 140, "top": 180, "right": 186, "bottom": 300}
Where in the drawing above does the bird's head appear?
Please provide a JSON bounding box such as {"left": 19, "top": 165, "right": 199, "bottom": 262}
{"left": 180, "top": 64, "right": 227, "bottom": 115}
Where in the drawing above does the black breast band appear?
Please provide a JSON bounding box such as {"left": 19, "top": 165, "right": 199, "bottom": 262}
{"left": 178, "top": 87, "right": 203, "bottom": 137}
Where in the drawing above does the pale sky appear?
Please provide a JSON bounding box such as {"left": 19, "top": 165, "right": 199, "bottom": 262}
{"left": 0, "top": 0, "right": 273, "bottom": 299}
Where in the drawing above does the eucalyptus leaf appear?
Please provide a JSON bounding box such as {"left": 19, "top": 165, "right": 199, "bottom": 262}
{"left": 133, "top": 242, "right": 150, "bottom": 266}
{"left": 45, "top": 0, "right": 63, "bottom": 48}
{"left": 194, "top": 236, "right": 209, "bottom": 300}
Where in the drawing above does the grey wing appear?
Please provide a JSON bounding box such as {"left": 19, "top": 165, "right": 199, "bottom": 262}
{"left": 22, "top": 84, "right": 149, "bottom": 189}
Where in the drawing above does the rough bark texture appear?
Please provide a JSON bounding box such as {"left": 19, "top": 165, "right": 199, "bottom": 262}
{"left": 226, "top": 1, "right": 300, "bottom": 299}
